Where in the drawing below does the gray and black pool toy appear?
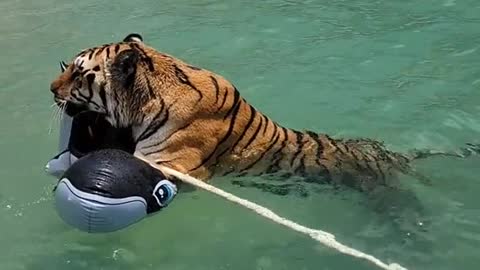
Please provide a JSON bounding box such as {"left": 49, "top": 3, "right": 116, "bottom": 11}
{"left": 45, "top": 106, "right": 177, "bottom": 233}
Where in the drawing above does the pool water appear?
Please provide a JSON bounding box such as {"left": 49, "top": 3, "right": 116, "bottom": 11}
{"left": 1, "top": 0, "right": 480, "bottom": 269}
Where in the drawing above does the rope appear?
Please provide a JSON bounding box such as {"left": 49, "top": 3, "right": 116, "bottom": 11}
{"left": 135, "top": 153, "right": 408, "bottom": 270}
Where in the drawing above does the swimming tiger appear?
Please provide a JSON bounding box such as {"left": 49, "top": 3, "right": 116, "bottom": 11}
{"left": 49, "top": 33, "right": 480, "bottom": 193}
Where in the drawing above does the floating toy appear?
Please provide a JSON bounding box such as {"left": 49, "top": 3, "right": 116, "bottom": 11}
{"left": 45, "top": 111, "right": 177, "bottom": 233}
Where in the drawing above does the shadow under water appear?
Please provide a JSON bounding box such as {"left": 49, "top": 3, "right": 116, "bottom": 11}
{"left": 228, "top": 172, "right": 435, "bottom": 251}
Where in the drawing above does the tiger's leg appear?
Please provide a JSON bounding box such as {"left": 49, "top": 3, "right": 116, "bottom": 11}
{"left": 366, "top": 184, "right": 432, "bottom": 246}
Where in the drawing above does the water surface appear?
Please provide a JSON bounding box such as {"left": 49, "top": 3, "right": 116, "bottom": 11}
{"left": 1, "top": 0, "right": 480, "bottom": 269}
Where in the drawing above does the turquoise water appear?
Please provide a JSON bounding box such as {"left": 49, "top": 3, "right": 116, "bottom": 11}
{"left": 1, "top": 0, "right": 480, "bottom": 269}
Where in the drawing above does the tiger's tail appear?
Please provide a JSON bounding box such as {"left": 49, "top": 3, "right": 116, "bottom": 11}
{"left": 407, "top": 142, "right": 480, "bottom": 161}
{"left": 400, "top": 142, "right": 480, "bottom": 186}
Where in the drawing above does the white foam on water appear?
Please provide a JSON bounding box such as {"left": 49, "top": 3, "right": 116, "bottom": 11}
{"left": 452, "top": 48, "right": 477, "bottom": 57}
{"left": 392, "top": 44, "right": 405, "bottom": 49}
{"left": 443, "top": 0, "right": 456, "bottom": 7}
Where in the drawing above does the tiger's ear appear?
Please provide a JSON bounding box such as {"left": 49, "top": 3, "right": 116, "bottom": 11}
{"left": 111, "top": 49, "right": 140, "bottom": 87}
{"left": 59, "top": 61, "right": 68, "bottom": 72}
{"left": 123, "top": 33, "right": 143, "bottom": 43}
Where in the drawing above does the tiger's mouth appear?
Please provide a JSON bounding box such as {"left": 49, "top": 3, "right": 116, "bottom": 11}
{"left": 53, "top": 95, "right": 90, "bottom": 117}
{"left": 64, "top": 101, "right": 90, "bottom": 117}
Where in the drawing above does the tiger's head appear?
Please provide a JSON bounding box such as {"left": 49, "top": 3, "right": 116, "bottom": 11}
{"left": 51, "top": 33, "right": 197, "bottom": 129}
{"left": 50, "top": 34, "right": 150, "bottom": 126}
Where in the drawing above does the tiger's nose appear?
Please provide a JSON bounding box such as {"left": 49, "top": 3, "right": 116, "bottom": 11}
{"left": 50, "top": 81, "right": 61, "bottom": 94}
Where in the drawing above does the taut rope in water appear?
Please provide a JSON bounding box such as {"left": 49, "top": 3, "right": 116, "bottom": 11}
{"left": 135, "top": 153, "right": 408, "bottom": 270}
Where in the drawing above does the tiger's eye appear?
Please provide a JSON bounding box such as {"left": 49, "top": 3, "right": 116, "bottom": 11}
{"left": 74, "top": 77, "right": 82, "bottom": 88}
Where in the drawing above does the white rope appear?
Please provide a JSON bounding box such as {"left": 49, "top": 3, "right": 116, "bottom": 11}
{"left": 135, "top": 154, "right": 408, "bottom": 270}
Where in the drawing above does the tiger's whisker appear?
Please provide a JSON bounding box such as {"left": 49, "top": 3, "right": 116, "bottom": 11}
{"left": 48, "top": 102, "right": 61, "bottom": 134}
{"left": 48, "top": 101, "right": 66, "bottom": 135}
{"left": 49, "top": 105, "right": 61, "bottom": 134}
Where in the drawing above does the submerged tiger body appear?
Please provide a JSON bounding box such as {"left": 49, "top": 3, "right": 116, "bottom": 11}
{"left": 50, "top": 33, "right": 478, "bottom": 193}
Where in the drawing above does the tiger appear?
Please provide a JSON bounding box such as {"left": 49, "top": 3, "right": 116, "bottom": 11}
{"left": 49, "top": 33, "right": 480, "bottom": 194}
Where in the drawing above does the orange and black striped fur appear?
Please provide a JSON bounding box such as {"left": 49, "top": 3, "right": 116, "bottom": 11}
{"left": 50, "top": 33, "right": 479, "bottom": 193}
